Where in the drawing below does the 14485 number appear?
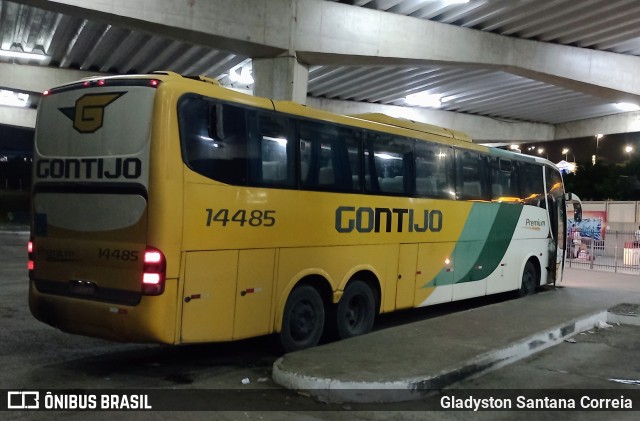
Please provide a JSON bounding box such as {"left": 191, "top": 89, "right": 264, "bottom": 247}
{"left": 205, "top": 209, "right": 276, "bottom": 227}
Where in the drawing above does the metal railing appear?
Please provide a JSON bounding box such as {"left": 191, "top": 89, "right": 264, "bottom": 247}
{"left": 566, "top": 230, "right": 640, "bottom": 274}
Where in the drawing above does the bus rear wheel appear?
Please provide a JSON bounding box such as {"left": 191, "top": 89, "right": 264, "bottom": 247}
{"left": 336, "top": 280, "right": 375, "bottom": 339}
{"left": 280, "top": 285, "right": 325, "bottom": 353}
{"left": 519, "top": 260, "right": 537, "bottom": 297}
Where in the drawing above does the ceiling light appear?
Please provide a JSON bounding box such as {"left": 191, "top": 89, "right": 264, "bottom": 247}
{"left": 405, "top": 92, "right": 442, "bottom": 108}
{"left": 0, "top": 49, "right": 47, "bottom": 61}
{"left": 228, "top": 66, "right": 254, "bottom": 85}
{"left": 615, "top": 102, "right": 640, "bottom": 112}
{"left": 443, "top": 0, "right": 470, "bottom": 4}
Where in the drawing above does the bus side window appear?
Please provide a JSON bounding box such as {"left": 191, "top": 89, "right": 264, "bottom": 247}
{"left": 415, "top": 142, "right": 454, "bottom": 199}
{"left": 519, "top": 162, "right": 545, "bottom": 208}
{"left": 178, "top": 96, "right": 248, "bottom": 185}
{"left": 455, "top": 150, "right": 490, "bottom": 201}
{"left": 299, "top": 121, "right": 360, "bottom": 193}
{"left": 250, "top": 113, "right": 295, "bottom": 188}
{"left": 365, "top": 133, "right": 413, "bottom": 196}
{"left": 490, "top": 157, "right": 520, "bottom": 203}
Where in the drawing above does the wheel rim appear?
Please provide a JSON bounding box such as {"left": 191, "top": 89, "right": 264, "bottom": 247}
{"left": 523, "top": 265, "right": 535, "bottom": 294}
{"left": 290, "top": 300, "right": 317, "bottom": 341}
{"left": 344, "top": 295, "right": 366, "bottom": 332}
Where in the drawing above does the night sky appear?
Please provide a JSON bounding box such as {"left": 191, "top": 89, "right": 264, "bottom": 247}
{"left": 509, "top": 132, "right": 640, "bottom": 165}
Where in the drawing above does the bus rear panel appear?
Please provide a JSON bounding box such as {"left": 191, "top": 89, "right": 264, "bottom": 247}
{"left": 29, "top": 78, "right": 177, "bottom": 343}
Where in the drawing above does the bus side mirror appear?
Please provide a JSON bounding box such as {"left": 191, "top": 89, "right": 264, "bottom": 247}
{"left": 573, "top": 202, "right": 582, "bottom": 222}
{"left": 565, "top": 193, "right": 582, "bottom": 222}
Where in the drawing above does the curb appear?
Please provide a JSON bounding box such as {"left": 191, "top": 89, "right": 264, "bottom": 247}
{"left": 272, "top": 310, "right": 609, "bottom": 404}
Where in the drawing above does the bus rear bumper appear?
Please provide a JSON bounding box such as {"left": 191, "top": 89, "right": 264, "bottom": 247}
{"left": 29, "top": 279, "right": 178, "bottom": 344}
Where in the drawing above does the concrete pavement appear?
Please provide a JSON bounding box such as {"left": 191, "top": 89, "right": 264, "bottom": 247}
{"left": 272, "top": 268, "right": 640, "bottom": 404}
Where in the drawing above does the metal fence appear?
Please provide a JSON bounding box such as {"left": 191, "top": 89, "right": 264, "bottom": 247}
{"left": 566, "top": 230, "right": 640, "bottom": 274}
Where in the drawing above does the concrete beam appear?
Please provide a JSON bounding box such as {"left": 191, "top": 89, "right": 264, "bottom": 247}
{"left": 20, "top": 0, "right": 640, "bottom": 105}
{"left": 0, "top": 63, "right": 102, "bottom": 128}
{"left": 17, "top": 0, "right": 287, "bottom": 58}
{"left": 253, "top": 55, "right": 309, "bottom": 103}
{"left": 555, "top": 112, "right": 640, "bottom": 141}
{"left": 306, "top": 98, "right": 554, "bottom": 143}
{"left": 0, "top": 62, "right": 102, "bottom": 93}
{"left": 0, "top": 106, "right": 36, "bottom": 128}
{"left": 294, "top": 0, "right": 640, "bottom": 104}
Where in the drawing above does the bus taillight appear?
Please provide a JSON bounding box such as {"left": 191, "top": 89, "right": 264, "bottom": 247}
{"left": 142, "top": 246, "right": 166, "bottom": 296}
{"left": 28, "top": 238, "right": 34, "bottom": 278}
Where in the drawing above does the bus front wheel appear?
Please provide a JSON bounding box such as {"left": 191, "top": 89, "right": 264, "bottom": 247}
{"left": 519, "top": 260, "right": 537, "bottom": 297}
{"left": 336, "top": 280, "right": 375, "bottom": 339}
{"left": 280, "top": 285, "right": 325, "bottom": 353}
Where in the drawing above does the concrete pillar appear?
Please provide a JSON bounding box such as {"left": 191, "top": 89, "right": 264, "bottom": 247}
{"left": 253, "top": 55, "right": 309, "bottom": 104}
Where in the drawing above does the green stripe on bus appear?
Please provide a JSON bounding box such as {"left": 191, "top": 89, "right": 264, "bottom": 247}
{"left": 422, "top": 203, "right": 522, "bottom": 287}
{"left": 454, "top": 204, "right": 523, "bottom": 284}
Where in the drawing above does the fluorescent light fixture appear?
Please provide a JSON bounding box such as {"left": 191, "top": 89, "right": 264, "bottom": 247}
{"left": 0, "top": 49, "right": 47, "bottom": 61}
{"left": 228, "top": 66, "right": 254, "bottom": 85}
{"left": 443, "top": 0, "right": 470, "bottom": 4}
{"left": 0, "top": 89, "right": 29, "bottom": 107}
{"left": 615, "top": 102, "right": 640, "bottom": 112}
{"left": 405, "top": 92, "right": 442, "bottom": 108}
{"left": 264, "top": 136, "right": 287, "bottom": 146}
{"left": 375, "top": 153, "right": 401, "bottom": 160}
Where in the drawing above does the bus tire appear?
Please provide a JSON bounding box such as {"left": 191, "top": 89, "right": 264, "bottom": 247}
{"left": 280, "top": 285, "right": 325, "bottom": 353}
{"left": 336, "top": 280, "right": 375, "bottom": 339}
{"left": 519, "top": 260, "right": 537, "bottom": 297}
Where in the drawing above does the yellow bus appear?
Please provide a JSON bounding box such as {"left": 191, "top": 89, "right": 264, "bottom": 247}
{"left": 28, "top": 72, "right": 581, "bottom": 352}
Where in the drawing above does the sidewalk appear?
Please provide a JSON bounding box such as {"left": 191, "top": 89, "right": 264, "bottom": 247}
{"left": 272, "top": 268, "right": 640, "bottom": 403}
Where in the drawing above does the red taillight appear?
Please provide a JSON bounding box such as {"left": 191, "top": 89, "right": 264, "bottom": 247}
{"left": 97, "top": 79, "right": 105, "bottom": 86}
{"left": 42, "top": 89, "right": 50, "bottom": 96}
{"left": 149, "top": 79, "right": 160, "bottom": 87}
{"left": 142, "top": 246, "right": 165, "bottom": 295}
{"left": 28, "top": 238, "right": 34, "bottom": 278}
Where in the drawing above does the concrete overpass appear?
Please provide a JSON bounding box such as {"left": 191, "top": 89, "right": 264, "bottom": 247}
{"left": 2, "top": 0, "right": 640, "bottom": 143}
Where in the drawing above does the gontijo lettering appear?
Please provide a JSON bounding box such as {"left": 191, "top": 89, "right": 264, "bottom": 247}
{"left": 336, "top": 206, "right": 443, "bottom": 233}
{"left": 36, "top": 157, "right": 142, "bottom": 180}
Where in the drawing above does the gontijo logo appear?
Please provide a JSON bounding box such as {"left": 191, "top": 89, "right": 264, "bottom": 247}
{"left": 335, "top": 206, "right": 443, "bottom": 233}
{"left": 59, "top": 92, "right": 126, "bottom": 133}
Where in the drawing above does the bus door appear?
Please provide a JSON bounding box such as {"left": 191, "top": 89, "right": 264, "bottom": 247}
{"left": 415, "top": 242, "right": 455, "bottom": 306}
{"left": 396, "top": 244, "right": 418, "bottom": 309}
{"left": 181, "top": 249, "right": 275, "bottom": 342}
{"left": 545, "top": 166, "right": 565, "bottom": 284}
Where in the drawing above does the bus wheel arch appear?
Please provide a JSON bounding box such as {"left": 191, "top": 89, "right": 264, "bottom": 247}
{"left": 519, "top": 257, "right": 540, "bottom": 297}
{"left": 334, "top": 271, "right": 380, "bottom": 340}
{"left": 278, "top": 275, "right": 332, "bottom": 353}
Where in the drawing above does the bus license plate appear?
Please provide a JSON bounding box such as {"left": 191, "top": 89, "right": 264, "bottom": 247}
{"left": 69, "top": 280, "right": 97, "bottom": 296}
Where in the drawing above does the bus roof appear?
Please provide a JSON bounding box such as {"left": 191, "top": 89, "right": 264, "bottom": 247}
{"left": 47, "top": 72, "right": 558, "bottom": 168}
{"left": 348, "top": 113, "right": 473, "bottom": 143}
